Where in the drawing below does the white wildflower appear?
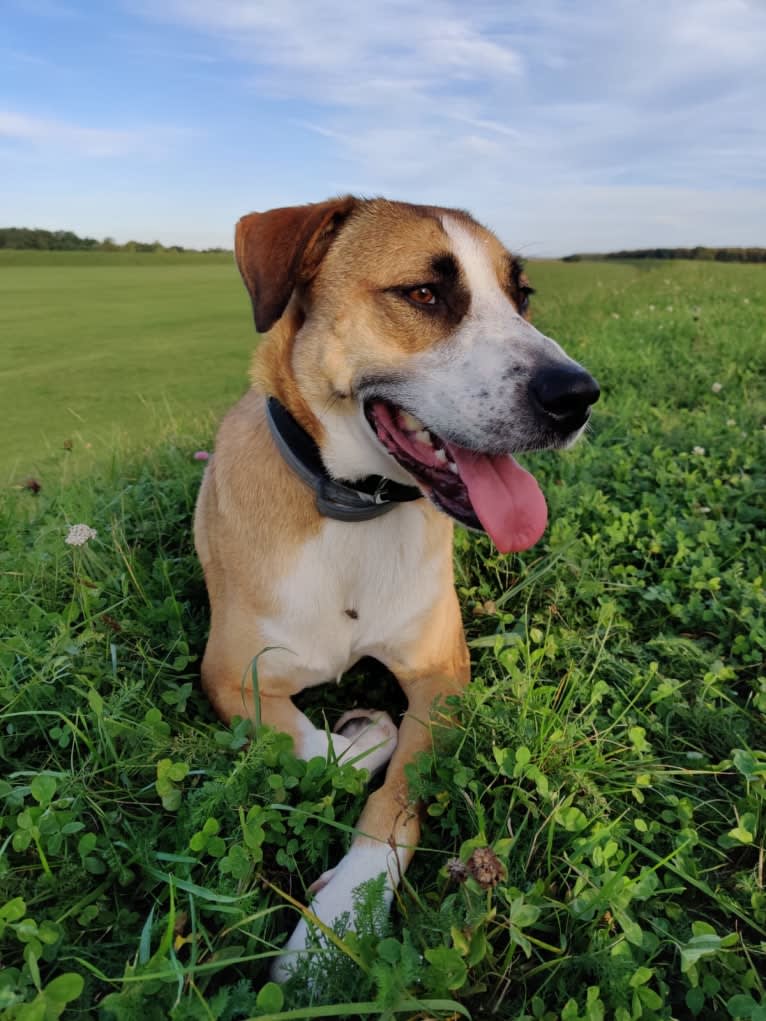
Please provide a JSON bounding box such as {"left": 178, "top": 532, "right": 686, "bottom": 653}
{"left": 666, "top": 305, "right": 673, "bottom": 312}
{"left": 727, "top": 418, "right": 736, "bottom": 426}
{"left": 698, "top": 506, "right": 711, "bottom": 514}
{"left": 611, "top": 312, "right": 620, "bottom": 319}
{"left": 648, "top": 304, "right": 655, "bottom": 311}
{"left": 743, "top": 298, "right": 750, "bottom": 304}
{"left": 65, "top": 524, "right": 97, "bottom": 547}
{"left": 692, "top": 446, "right": 706, "bottom": 456}
{"left": 711, "top": 382, "right": 722, "bottom": 393}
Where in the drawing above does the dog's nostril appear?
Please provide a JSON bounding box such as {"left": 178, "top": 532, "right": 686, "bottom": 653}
{"left": 529, "top": 366, "right": 600, "bottom": 423}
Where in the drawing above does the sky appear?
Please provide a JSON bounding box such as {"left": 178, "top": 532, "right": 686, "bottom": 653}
{"left": 2, "top": 0, "right": 765, "bottom": 256}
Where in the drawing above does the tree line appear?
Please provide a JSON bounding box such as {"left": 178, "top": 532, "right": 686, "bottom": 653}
{"left": 0, "top": 227, "right": 229, "bottom": 254}
{"left": 563, "top": 246, "right": 766, "bottom": 263}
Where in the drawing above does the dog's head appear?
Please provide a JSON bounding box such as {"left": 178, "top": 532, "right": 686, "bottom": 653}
{"left": 235, "top": 197, "right": 599, "bottom": 552}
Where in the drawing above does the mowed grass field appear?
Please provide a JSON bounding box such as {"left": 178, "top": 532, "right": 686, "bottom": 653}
{"left": 1, "top": 253, "right": 765, "bottom": 1020}
{"left": 1, "top": 250, "right": 250, "bottom": 481}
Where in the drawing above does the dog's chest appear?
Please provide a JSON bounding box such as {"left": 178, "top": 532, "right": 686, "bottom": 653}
{"left": 262, "top": 505, "right": 446, "bottom": 683}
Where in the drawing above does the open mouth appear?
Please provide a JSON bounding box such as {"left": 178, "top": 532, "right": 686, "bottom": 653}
{"left": 364, "top": 400, "right": 548, "bottom": 553}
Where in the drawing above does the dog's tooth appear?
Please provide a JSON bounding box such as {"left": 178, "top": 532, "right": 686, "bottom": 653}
{"left": 448, "top": 462, "right": 459, "bottom": 474}
{"left": 400, "top": 411, "right": 423, "bottom": 432}
{"left": 434, "top": 448, "right": 447, "bottom": 463}
{"left": 414, "top": 430, "right": 432, "bottom": 447}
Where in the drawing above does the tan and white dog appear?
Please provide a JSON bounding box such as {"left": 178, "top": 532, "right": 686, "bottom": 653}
{"left": 194, "top": 197, "right": 599, "bottom": 979}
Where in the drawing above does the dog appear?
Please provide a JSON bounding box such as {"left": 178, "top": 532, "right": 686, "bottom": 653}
{"left": 193, "top": 197, "right": 599, "bottom": 980}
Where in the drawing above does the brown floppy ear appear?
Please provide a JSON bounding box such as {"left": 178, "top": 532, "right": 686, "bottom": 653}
{"left": 234, "top": 196, "right": 357, "bottom": 333}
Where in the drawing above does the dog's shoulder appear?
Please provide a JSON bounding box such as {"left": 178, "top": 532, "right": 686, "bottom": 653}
{"left": 197, "top": 388, "right": 322, "bottom": 551}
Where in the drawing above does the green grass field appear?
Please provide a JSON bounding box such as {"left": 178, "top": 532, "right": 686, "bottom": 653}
{"left": 1, "top": 251, "right": 249, "bottom": 481}
{"left": 1, "top": 254, "right": 765, "bottom": 1020}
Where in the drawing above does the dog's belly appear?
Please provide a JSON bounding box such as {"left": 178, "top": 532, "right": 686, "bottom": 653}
{"left": 256, "top": 506, "right": 447, "bottom": 690}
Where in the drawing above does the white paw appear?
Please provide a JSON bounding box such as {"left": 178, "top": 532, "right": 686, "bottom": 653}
{"left": 334, "top": 709, "right": 398, "bottom": 773}
{"left": 271, "top": 842, "right": 399, "bottom": 983}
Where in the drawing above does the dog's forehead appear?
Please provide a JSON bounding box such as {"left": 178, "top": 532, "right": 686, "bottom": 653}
{"left": 440, "top": 214, "right": 508, "bottom": 297}
{"left": 327, "top": 199, "right": 510, "bottom": 285}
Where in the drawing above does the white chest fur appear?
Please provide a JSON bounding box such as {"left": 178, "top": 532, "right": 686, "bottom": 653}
{"left": 258, "top": 503, "right": 447, "bottom": 688}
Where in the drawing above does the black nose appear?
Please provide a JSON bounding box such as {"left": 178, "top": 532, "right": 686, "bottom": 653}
{"left": 529, "top": 364, "right": 600, "bottom": 432}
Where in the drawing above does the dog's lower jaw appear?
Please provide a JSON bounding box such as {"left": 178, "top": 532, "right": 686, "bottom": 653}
{"left": 311, "top": 398, "right": 419, "bottom": 489}
{"left": 270, "top": 839, "right": 401, "bottom": 983}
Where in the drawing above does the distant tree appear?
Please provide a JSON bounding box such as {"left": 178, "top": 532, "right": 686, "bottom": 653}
{"left": 561, "top": 246, "right": 766, "bottom": 263}
{"left": 0, "top": 227, "right": 224, "bottom": 253}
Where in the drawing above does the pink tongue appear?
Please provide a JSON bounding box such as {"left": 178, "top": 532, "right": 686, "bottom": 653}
{"left": 447, "top": 445, "right": 548, "bottom": 553}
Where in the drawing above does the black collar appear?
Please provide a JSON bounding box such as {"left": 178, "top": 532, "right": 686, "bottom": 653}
{"left": 265, "top": 397, "right": 422, "bottom": 522}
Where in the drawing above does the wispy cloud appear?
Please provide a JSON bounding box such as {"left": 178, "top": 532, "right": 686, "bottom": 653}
{"left": 7, "top": 0, "right": 79, "bottom": 19}
{"left": 0, "top": 47, "right": 57, "bottom": 67}
{"left": 139, "top": 0, "right": 766, "bottom": 200}
{"left": 505, "top": 185, "right": 766, "bottom": 257}
{"left": 152, "top": 0, "right": 524, "bottom": 90}
{"left": 5, "top": 0, "right": 766, "bottom": 250}
{"left": 136, "top": 0, "right": 766, "bottom": 249}
{"left": 0, "top": 111, "right": 137, "bottom": 157}
{"left": 0, "top": 110, "right": 191, "bottom": 158}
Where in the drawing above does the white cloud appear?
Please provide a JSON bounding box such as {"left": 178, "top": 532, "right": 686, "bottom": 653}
{"left": 0, "top": 111, "right": 137, "bottom": 157}
{"left": 499, "top": 186, "right": 766, "bottom": 257}
{"left": 0, "top": 110, "right": 191, "bottom": 158}
{"left": 141, "top": 0, "right": 523, "bottom": 105}
{"left": 169, "top": 0, "right": 522, "bottom": 74}
{"left": 7, "top": 0, "right": 79, "bottom": 18}
{"left": 140, "top": 0, "right": 766, "bottom": 204}
{"left": 8, "top": 0, "right": 766, "bottom": 251}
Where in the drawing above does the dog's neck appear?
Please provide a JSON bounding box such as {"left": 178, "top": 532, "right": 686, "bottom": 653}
{"left": 265, "top": 397, "right": 422, "bottom": 522}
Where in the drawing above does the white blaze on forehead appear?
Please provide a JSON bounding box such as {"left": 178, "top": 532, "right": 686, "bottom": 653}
{"left": 439, "top": 213, "right": 572, "bottom": 366}
{"left": 441, "top": 214, "right": 510, "bottom": 316}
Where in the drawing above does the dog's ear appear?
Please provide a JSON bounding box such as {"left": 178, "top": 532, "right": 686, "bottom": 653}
{"left": 235, "top": 197, "right": 357, "bottom": 333}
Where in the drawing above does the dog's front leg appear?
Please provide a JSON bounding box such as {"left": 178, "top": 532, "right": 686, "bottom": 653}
{"left": 258, "top": 694, "right": 399, "bottom": 772}
{"left": 201, "top": 626, "right": 399, "bottom": 773}
{"left": 273, "top": 596, "right": 470, "bottom": 981}
{"left": 208, "top": 676, "right": 399, "bottom": 774}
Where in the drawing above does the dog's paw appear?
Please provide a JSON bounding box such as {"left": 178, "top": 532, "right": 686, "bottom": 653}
{"left": 270, "top": 842, "right": 396, "bottom": 983}
{"left": 334, "top": 709, "right": 398, "bottom": 772}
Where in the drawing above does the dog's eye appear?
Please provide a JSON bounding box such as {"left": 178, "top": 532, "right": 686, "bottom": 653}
{"left": 519, "top": 285, "right": 535, "bottom": 314}
{"left": 406, "top": 286, "right": 438, "bottom": 306}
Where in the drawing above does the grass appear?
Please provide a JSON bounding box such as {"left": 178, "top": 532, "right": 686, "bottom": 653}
{"left": 1, "top": 256, "right": 765, "bottom": 1020}
{"left": 0, "top": 250, "right": 248, "bottom": 481}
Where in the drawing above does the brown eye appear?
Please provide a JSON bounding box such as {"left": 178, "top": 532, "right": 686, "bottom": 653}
{"left": 519, "top": 286, "right": 535, "bottom": 314}
{"left": 407, "top": 286, "right": 437, "bottom": 306}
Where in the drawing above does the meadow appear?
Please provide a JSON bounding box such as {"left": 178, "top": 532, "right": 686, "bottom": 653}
{"left": 0, "top": 250, "right": 247, "bottom": 481}
{"left": 1, "top": 254, "right": 764, "bottom": 1020}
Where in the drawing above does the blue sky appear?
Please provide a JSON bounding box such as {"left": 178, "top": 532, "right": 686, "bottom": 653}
{"left": 2, "top": 0, "right": 765, "bottom": 254}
